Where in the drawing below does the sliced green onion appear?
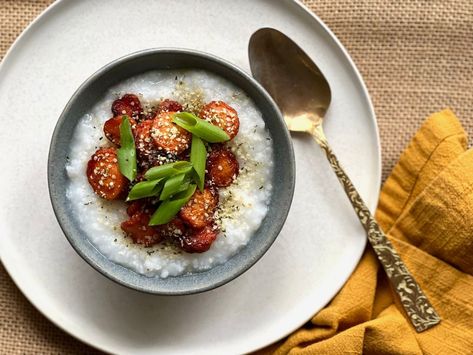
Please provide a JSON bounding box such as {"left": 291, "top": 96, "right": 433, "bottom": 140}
{"left": 190, "top": 135, "right": 206, "bottom": 191}
{"left": 126, "top": 178, "right": 163, "bottom": 201}
{"left": 174, "top": 180, "right": 191, "bottom": 195}
{"left": 149, "top": 184, "right": 197, "bottom": 225}
{"left": 144, "top": 161, "right": 193, "bottom": 181}
{"left": 159, "top": 173, "right": 186, "bottom": 201}
{"left": 173, "top": 112, "right": 230, "bottom": 143}
{"left": 117, "top": 115, "right": 137, "bottom": 181}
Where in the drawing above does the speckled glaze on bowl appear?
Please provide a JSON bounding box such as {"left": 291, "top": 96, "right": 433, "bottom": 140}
{"left": 48, "top": 48, "right": 295, "bottom": 295}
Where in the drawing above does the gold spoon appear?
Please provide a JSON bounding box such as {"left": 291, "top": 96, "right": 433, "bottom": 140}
{"left": 249, "top": 28, "right": 440, "bottom": 332}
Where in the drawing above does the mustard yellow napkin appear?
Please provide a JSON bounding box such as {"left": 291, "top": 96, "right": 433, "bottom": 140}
{"left": 261, "top": 109, "right": 473, "bottom": 354}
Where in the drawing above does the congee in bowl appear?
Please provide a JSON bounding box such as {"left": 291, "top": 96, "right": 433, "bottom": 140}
{"left": 48, "top": 49, "right": 294, "bottom": 294}
{"left": 66, "top": 70, "right": 274, "bottom": 278}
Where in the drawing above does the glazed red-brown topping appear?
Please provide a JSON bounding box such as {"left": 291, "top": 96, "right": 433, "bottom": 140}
{"left": 103, "top": 115, "right": 137, "bottom": 146}
{"left": 151, "top": 112, "right": 191, "bottom": 155}
{"left": 179, "top": 225, "right": 218, "bottom": 253}
{"left": 86, "top": 148, "right": 127, "bottom": 200}
{"left": 86, "top": 95, "right": 246, "bottom": 252}
{"left": 179, "top": 188, "right": 218, "bottom": 229}
{"left": 121, "top": 211, "right": 162, "bottom": 247}
{"left": 126, "top": 200, "right": 146, "bottom": 217}
{"left": 134, "top": 120, "right": 155, "bottom": 157}
{"left": 112, "top": 94, "right": 143, "bottom": 118}
{"left": 156, "top": 217, "right": 187, "bottom": 239}
{"left": 157, "top": 99, "right": 183, "bottom": 114}
{"left": 199, "top": 101, "right": 240, "bottom": 139}
{"left": 206, "top": 148, "right": 239, "bottom": 187}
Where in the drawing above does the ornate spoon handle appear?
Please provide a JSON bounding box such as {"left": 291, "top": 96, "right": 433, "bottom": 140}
{"left": 312, "top": 124, "right": 440, "bottom": 332}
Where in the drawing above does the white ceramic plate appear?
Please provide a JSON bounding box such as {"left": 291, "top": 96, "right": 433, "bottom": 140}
{"left": 0, "top": 0, "right": 380, "bottom": 353}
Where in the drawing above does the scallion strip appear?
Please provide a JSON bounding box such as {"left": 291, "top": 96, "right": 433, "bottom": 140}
{"left": 126, "top": 178, "right": 163, "bottom": 201}
{"left": 149, "top": 184, "right": 197, "bottom": 225}
{"left": 174, "top": 180, "right": 191, "bottom": 195}
{"left": 173, "top": 112, "right": 230, "bottom": 143}
{"left": 117, "top": 115, "right": 137, "bottom": 181}
{"left": 159, "top": 173, "right": 186, "bottom": 201}
{"left": 144, "top": 161, "right": 193, "bottom": 181}
{"left": 190, "top": 135, "right": 206, "bottom": 191}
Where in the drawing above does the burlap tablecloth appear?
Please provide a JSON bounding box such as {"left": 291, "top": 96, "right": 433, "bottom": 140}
{"left": 1, "top": 0, "right": 472, "bottom": 353}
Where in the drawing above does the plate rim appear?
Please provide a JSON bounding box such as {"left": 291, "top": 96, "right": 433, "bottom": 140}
{"left": 0, "top": 0, "right": 381, "bottom": 353}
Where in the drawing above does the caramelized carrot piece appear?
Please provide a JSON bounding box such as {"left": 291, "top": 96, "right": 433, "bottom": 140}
{"left": 179, "top": 188, "right": 218, "bottom": 229}
{"left": 112, "top": 94, "right": 143, "bottom": 118}
{"left": 151, "top": 112, "right": 191, "bottom": 155}
{"left": 206, "top": 148, "right": 239, "bottom": 187}
{"left": 86, "top": 148, "right": 127, "bottom": 200}
{"left": 103, "top": 115, "right": 137, "bottom": 146}
{"left": 134, "top": 120, "right": 155, "bottom": 158}
{"left": 121, "top": 211, "right": 162, "bottom": 247}
{"left": 126, "top": 200, "right": 146, "bottom": 217}
{"left": 156, "top": 99, "right": 183, "bottom": 114}
{"left": 157, "top": 217, "right": 187, "bottom": 239}
{"left": 199, "top": 101, "right": 240, "bottom": 139}
{"left": 179, "top": 225, "right": 219, "bottom": 253}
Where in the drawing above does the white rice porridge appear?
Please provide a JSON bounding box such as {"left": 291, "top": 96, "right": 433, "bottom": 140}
{"left": 66, "top": 70, "right": 273, "bottom": 277}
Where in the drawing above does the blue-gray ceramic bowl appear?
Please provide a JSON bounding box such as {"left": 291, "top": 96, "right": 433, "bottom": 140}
{"left": 48, "top": 48, "right": 295, "bottom": 295}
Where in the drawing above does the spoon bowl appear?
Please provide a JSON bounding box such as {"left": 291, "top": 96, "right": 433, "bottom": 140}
{"left": 249, "top": 28, "right": 331, "bottom": 132}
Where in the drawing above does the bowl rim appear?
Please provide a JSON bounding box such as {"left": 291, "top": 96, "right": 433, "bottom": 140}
{"left": 48, "top": 47, "right": 295, "bottom": 295}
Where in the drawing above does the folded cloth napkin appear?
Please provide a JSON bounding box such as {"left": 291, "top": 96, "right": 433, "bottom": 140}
{"left": 260, "top": 109, "right": 473, "bottom": 354}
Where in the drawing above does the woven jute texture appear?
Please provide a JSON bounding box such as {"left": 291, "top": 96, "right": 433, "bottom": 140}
{"left": 1, "top": 0, "right": 472, "bottom": 353}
